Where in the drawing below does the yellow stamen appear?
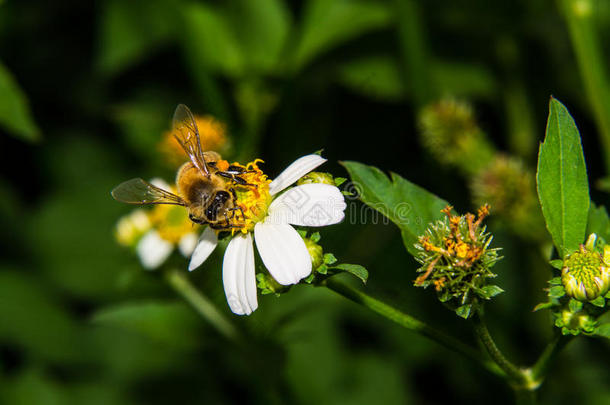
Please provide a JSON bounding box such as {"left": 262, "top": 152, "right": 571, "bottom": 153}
{"left": 227, "top": 159, "right": 272, "bottom": 234}
{"left": 149, "top": 204, "right": 195, "bottom": 243}
{"left": 433, "top": 277, "right": 446, "bottom": 291}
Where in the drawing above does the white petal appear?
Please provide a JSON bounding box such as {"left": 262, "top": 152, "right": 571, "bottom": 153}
{"left": 268, "top": 154, "right": 327, "bottom": 196}
{"left": 137, "top": 230, "right": 173, "bottom": 270}
{"left": 188, "top": 227, "right": 218, "bottom": 271}
{"left": 267, "top": 183, "right": 346, "bottom": 227}
{"left": 222, "top": 233, "right": 258, "bottom": 315}
{"left": 178, "top": 232, "right": 199, "bottom": 257}
{"left": 254, "top": 222, "right": 312, "bottom": 285}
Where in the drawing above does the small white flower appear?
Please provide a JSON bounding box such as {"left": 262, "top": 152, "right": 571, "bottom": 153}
{"left": 137, "top": 230, "right": 174, "bottom": 270}
{"left": 189, "top": 154, "right": 347, "bottom": 315}
{"left": 133, "top": 178, "right": 200, "bottom": 270}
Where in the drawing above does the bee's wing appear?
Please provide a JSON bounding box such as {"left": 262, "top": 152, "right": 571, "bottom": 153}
{"left": 111, "top": 178, "right": 185, "bottom": 205}
{"left": 172, "top": 104, "right": 210, "bottom": 176}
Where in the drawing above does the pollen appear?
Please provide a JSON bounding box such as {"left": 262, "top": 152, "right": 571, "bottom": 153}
{"left": 229, "top": 159, "right": 272, "bottom": 234}
{"left": 216, "top": 159, "right": 230, "bottom": 172}
{"left": 415, "top": 205, "right": 498, "bottom": 285}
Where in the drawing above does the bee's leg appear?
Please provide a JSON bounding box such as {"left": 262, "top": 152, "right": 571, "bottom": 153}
{"left": 215, "top": 171, "right": 256, "bottom": 187}
{"left": 227, "top": 165, "right": 258, "bottom": 175}
{"left": 228, "top": 206, "right": 246, "bottom": 221}
{"left": 237, "top": 206, "right": 246, "bottom": 221}
{"left": 229, "top": 189, "right": 245, "bottom": 221}
{"left": 224, "top": 212, "right": 232, "bottom": 228}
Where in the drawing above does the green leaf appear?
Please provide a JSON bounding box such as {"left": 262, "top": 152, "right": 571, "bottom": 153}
{"left": 179, "top": 2, "right": 244, "bottom": 77}
{"left": 536, "top": 97, "right": 590, "bottom": 257}
{"left": 549, "top": 285, "right": 566, "bottom": 298}
{"left": 594, "top": 323, "right": 610, "bottom": 338}
{"left": 341, "top": 161, "right": 449, "bottom": 256}
{"left": 96, "top": 0, "right": 176, "bottom": 76}
{"left": 309, "top": 232, "right": 321, "bottom": 243}
{"left": 533, "top": 301, "right": 556, "bottom": 312}
{"left": 290, "top": 0, "right": 391, "bottom": 71}
{"left": 549, "top": 276, "right": 563, "bottom": 285}
{"left": 587, "top": 202, "right": 610, "bottom": 242}
{"left": 568, "top": 298, "right": 583, "bottom": 312}
{"left": 337, "top": 56, "right": 405, "bottom": 101}
{"left": 0, "top": 62, "right": 40, "bottom": 142}
{"left": 92, "top": 301, "right": 200, "bottom": 350}
{"left": 330, "top": 263, "right": 369, "bottom": 284}
{"left": 590, "top": 296, "right": 606, "bottom": 308}
{"left": 549, "top": 260, "right": 564, "bottom": 270}
{"left": 334, "top": 177, "right": 347, "bottom": 187}
{"left": 323, "top": 253, "right": 338, "bottom": 265}
{"left": 225, "top": 0, "right": 291, "bottom": 73}
{"left": 478, "top": 285, "right": 504, "bottom": 300}
{"left": 455, "top": 304, "right": 472, "bottom": 319}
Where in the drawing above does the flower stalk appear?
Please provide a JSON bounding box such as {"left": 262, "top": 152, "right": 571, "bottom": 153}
{"left": 164, "top": 268, "right": 241, "bottom": 343}
{"left": 322, "top": 277, "right": 504, "bottom": 377}
{"left": 530, "top": 333, "right": 572, "bottom": 383}
{"left": 472, "top": 308, "right": 528, "bottom": 386}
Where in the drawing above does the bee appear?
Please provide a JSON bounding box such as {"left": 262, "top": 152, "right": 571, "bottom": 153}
{"left": 111, "top": 104, "right": 251, "bottom": 230}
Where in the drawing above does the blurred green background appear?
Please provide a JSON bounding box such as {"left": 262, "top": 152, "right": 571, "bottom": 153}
{"left": 1, "top": 0, "right": 609, "bottom": 404}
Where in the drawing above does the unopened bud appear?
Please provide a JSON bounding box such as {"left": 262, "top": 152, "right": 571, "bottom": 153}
{"left": 297, "top": 172, "right": 335, "bottom": 186}
{"left": 304, "top": 237, "right": 324, "bottom": 269}
{"left": 562, "top": 244, "right": 610, "bottom": 301}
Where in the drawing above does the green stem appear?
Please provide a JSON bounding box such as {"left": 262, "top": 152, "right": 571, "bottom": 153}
{"left": 530, "top": 333, "right": 572, "bottom": 383}
{"left": 323, "top": 278, "right": 503, "bottom": 377}
{"left": 472, "top": 308, "right": 527, "bottom": 386}
{"left": 560, "top": 0, "right": 610, "bottom": 173}
{"left": 164, "top": 268, "right": 241, "bottom": 343}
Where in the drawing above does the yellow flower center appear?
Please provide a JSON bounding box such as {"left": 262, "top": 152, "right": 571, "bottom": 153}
{"left": 149, "top": 199, "right": 197, "bottom": 243}
{"left": 230, "top": 159, "right": 272, "bottom": 234}
{"left": 159, "top": 114, "right": 228, "bottom": 167}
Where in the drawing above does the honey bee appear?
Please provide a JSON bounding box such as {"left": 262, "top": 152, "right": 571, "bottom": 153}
{"left": 112, "top": 104, "right": 251, "bottom": 230}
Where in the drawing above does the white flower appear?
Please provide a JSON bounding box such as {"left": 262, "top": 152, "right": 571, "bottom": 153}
{"left": 188, "top": 154, "right": 347, "bottom": 315}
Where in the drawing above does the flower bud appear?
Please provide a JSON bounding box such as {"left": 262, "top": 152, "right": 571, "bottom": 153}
{"left": 414, "top": 205, "right": 502, "bottom": 318}
{"left": 470, "top": 155, "right": 545, "bottom": 240}
{"left": 557, "top": 309, "right": 597, "bottom": 335}
{"left": 297, "top": 172, "right": 335, "bottom": 186}
{"left": 256, "top": 273, "right": 288, "bottom": 295}
{"left": 418, "top": 98, "right": 495, "bottom": 175}
{"left": 562, "top": 245, "right": 610, "bottom": 301}
{"left": 303, "top": 237, "right": 324, "bottom": 269}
